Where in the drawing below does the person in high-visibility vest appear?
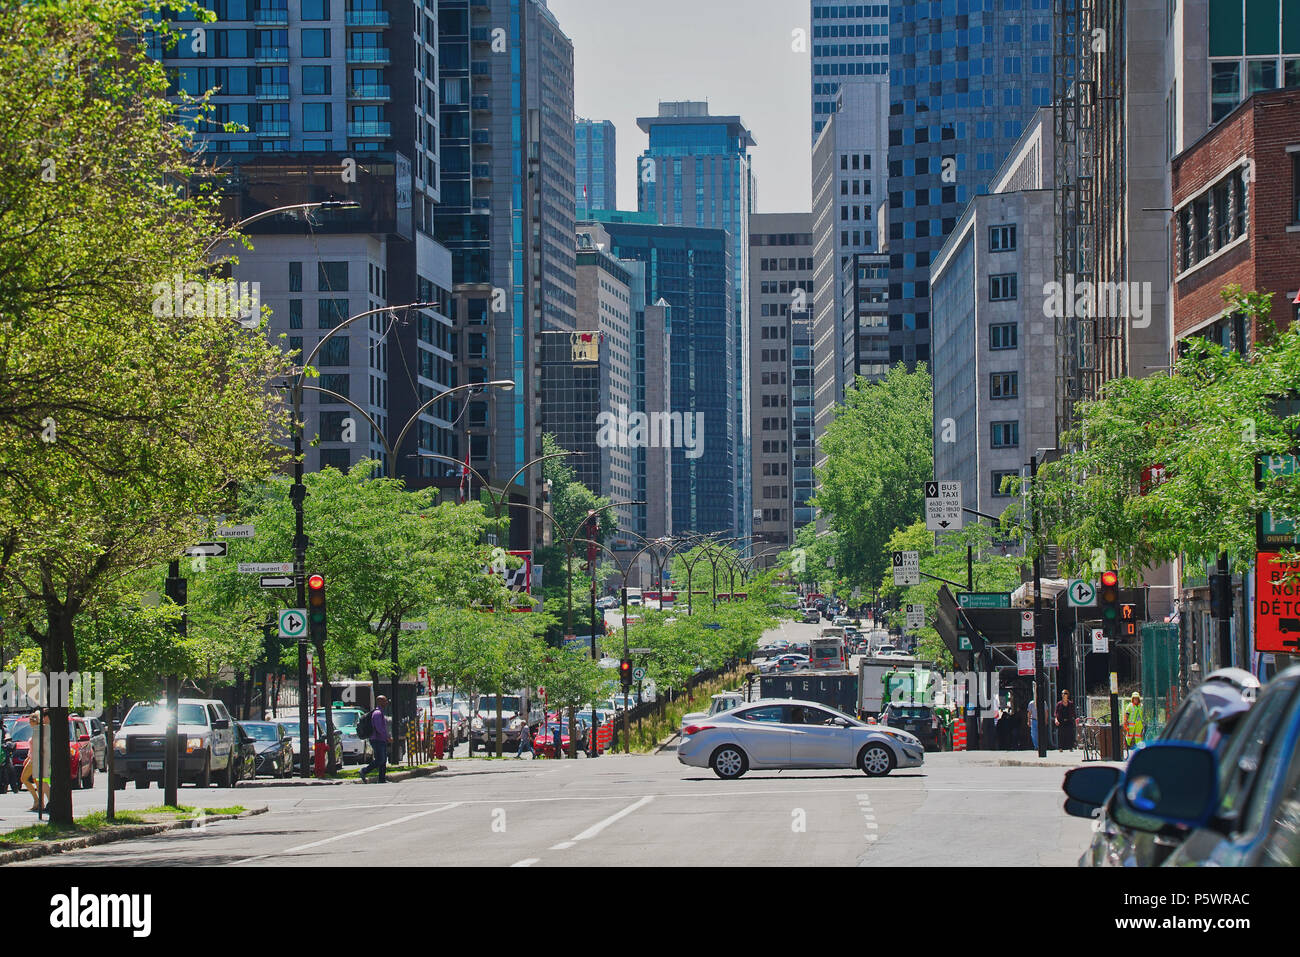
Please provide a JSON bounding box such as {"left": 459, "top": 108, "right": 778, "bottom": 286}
{"left": 1123, "top": 692, "right": 1144, "bottom": 747}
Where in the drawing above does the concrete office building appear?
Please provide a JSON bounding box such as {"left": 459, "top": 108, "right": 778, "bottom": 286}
{"left": 436, "top": 0, "right": 576, "bottom": 548}
{"left": 749, "top": 213, "right": 815, "bottom": 564}
{"left": 163, "top": 0, "right": 458, "bottom": 484}
{"left": 811, "top": 2, "right": 890, "bottom": 141}
{"left": 637, "top": 101, "right": 755, "bottom": 539}
{"left": 930, "top": 110, "right": 1056, "bottom": 522}
{"left": 576, "top": 118, "right": 616, "bottom": 217}
{"left": 585, "top": 216, "right": 735, "bottom": 536}
{"left": 811, "top": 78, "right": 889, "bottom": 457}
{"left": 887, "top": 0, "right": 1053, "bottom": 368}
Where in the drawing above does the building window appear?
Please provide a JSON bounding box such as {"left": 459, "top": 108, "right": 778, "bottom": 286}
{"left": 319, "top": 336, "right": 349, "bottom": 366}
{"left": 989, "top": 274, "right": 1017, "bottom": 301}
{"left": 318, "top": 261, "right": 348, "bottom": 291}
{"left": 288, "top": 299, "right": 303, "bottom": 329}
{"left": 990, "top": 372, "right": 1019, "bottom": 399}
{"left": 289, "top": 261, "right": 302, "bottom": 292}
{"left": 301, "top": 28, "right": 330, "bottom": 58}
{"left": 989, "top": 224, "right": 1016, "bottom": 251}
{"left": 990, "top": 323, "right": 1018, "bottom": 350}
{"left": 302, "top": 65, "right": 331, "bottom": 95}
{"left": 991, "top": 421, "right": 1020, "bottom": 449}
{"left": 318, "top": 298, "right": 349, "bottom": 328}
{"left": 991, "top": 469, "right": 1018, "bottom": 498}
{"left": 302, "top": 102, "right": 332, "bottom": 132}
{"left": 1211, "top": 61, "right": 1240, "bottom": 123}
{"left": 1293, "top": 153, "right": 1300, "bottom": 222}
{"left": 301, "top": 0, "right": 329, "bottom": 20}
{"left": 319, "top": 449, "right": 351, "bottom": 471}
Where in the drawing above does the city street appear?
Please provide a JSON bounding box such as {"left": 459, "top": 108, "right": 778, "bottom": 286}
{"left": 9, "top": 750, "right": 1093, "bottom": 867}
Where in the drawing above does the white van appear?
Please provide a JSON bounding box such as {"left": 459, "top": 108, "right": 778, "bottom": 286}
{"left": 809, "top": 635, "right": 849, "bottom": 671}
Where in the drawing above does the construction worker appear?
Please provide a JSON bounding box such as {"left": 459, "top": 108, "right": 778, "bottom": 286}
{"left": 1123, "top": 692, "right": 1144, "bottom": 747}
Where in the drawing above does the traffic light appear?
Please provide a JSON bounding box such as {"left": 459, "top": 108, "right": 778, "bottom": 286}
{"left": 1209, "top": 574, "right": 1232, "bottom": 620}
{"left": 307, "top": 573, "right": 326, "bottom": 642}
{"left": 619, "top": 658, "right": 633, "bottom": 692}
{"left": 1099, "top": 570, "right": 1120, "bottom": 637}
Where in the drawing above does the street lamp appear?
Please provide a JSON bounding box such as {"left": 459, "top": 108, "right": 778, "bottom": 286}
{"left": 203, "top": 200, "right": 360, "bottom": 256}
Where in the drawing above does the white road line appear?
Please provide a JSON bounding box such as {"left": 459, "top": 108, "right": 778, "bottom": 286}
{"left": 571, "top": 795, "right": 654, "bottom": 842}
{"left": 230, "top": 801, "right": 462, "bottom": 864}
{"left": 550, "top": 841, "right": 575, "bottom": 850}
{"left": 511, "top": 858, "right": 539, "bottom": 867}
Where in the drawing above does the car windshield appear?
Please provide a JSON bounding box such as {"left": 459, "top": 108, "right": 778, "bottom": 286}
{"left": 890, "top": 707, "right": 931, "bottom": 718}
{"left": 125, "top": 704, "right": 206, "bottom": 727}
{"left": 479, "top": 696, "right": 521, "bottom": 712}
{"left": 331, "top": 712, "right": 361, "bottom": 731}
{"left": 242, "top": 723, "right": 279, "bottom": 741}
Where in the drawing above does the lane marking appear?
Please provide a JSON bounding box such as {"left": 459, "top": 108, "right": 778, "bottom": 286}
{"left": 550, "top": 841, "right": 575, "bottom": 850}
{"left": 571, "top": 796, "right": 654, "bottom": 842}
{"left": 512, "top": 858, "right": 539, "bottom": 867}
{"left": 229, "top": 801, "right": 462, "bottom": 864}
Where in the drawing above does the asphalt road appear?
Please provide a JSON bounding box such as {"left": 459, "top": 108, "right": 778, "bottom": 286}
{"left": 10, "top": 749, "right": 1094, "bottom": 867}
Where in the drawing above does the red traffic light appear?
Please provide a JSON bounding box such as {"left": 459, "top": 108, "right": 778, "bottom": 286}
{"left": 307, "top": 574, "right": 324, "bottom": 590}
{"left": 619, "top": 659, "right": 631, "bottom": 673}
{"left": 1100, "top": 571, "right": 1118, "bottom": 588}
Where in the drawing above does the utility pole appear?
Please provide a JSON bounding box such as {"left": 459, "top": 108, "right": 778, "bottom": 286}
{"left": 1031, "top": 456, "right": 1048, "bottom": 758}
{"left": 163, "top": 560, "right": 186, "bottom": 806}
{"left": 291, "top": 386, "right": 310, "bottom": 777}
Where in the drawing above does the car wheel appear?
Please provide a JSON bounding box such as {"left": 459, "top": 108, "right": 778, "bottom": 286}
{"left": 221, "top": 756, "right": 235, "bottom": 788}
{"left": 197, "top": 757, "right": 211, "bottom": 788}
{"left": 710, "top": 745, "right": 749, "bottom": 780}
{"left": 135, "top": 778, "right": 150, "bottom": 789}
{"left": 71, "top": 767, "right": 80, "bottom": 790}
{"left": 859, "top": 743, "right": 896, "bottom": 777}
{"left": 84, "top": 763, "right": 94, "bottom": 789}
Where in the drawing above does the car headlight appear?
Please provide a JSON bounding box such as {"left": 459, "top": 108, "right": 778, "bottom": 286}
{"left": 471, "top": 717, "right": 484, "bottom": 729}
{"left": 509, "top": 718, "right": 523, "bottom": 730}
{"left": 113, "top": 739, "right": 126, "bottom": 753}
{"left": 186, "top": 736, "right": 206, "bottom": 753}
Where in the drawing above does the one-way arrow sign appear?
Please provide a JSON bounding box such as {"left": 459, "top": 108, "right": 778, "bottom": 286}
{"left": 260, "top": 575, "right": 294, "bottom": 589}
{"left": 184, "top": 542, "right": 228, "bottom": 558}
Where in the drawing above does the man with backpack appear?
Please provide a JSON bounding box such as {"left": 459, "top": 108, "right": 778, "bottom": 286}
{"left": 358, "top": 695, "right": 391, "bottom": 784}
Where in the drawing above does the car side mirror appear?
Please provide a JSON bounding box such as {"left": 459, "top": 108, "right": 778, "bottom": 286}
{"left": 77, "top": 734, "right": 91, "bottom": 743}
{"left": 1062, "top": 765, "right": 1121, "bottom": 814}
{"left": 1118, "top": 743, "right": 1219, "bottom": 828}
{"left": 212, "top": 719, "right": 230, "bottom": 730}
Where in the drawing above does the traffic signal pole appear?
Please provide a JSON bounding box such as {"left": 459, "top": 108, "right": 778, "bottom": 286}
{"left": 1101, "top": 571, "right": 1123, "bottom": 759}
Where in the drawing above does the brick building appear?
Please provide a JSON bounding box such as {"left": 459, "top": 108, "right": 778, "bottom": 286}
{"left": 1171, "top": 88, "right": 1300, "bottom": 350}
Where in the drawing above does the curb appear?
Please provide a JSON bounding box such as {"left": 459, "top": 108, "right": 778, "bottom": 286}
{"left": 233, "top": 764, "right": 445, "bottom": 787}
{"left": 654, "top": 734, "right": 680, "bottom": 755}
{"left": 0, "top": 806, "right": 269, "bottom": 865}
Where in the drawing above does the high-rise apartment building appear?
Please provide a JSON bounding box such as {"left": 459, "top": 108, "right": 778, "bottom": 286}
{"left": 811, "top": 2, "right": 890, "bottom": 141}
{"left": 887, "top": 0, "right": 1053, "bottom": 369}
{"left": 811, "top": 79, "right": 889, "bottom": 457}
{"left": 436, "top": 0, "right": 576, "bottom": 548}
{"left": 637, "top": 101, "right": 755, "bottom": 538}
{"left": 163, "top": 0, "right": 459, "bottom": 488}
{"left": 586, "top": 216, "right": 735, "bottom": 536}
{"left": 576, "top": 118, "right": 616, "bottom": 216}
{"left": 749, "top": 213, "right": 815, "bottom": 565}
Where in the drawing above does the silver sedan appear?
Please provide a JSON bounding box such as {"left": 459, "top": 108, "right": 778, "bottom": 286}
{"left": 676, "top": 699, "right": 925, "bottom": 779}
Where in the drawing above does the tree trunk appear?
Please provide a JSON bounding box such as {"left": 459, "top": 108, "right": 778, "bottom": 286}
{"left": 45, "top": 612, "right": 74, "bottom": 826}
{"left": 105, "top": 710, "right": 115, "bottom": 822}
{"left": 567, "top": 705, "right": 577, "bottom": 758}
{"left": 495, "top": 691, "right": 504, "bottom": 758}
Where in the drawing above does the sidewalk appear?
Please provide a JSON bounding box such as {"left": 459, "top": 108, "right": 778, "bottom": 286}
{"left": 941, "top": 748, "right": 1119, "bottom": 768}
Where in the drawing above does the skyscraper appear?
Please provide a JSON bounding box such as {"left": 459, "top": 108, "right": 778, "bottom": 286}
{"left": 436, "top": 0, "right": 576, "bottom": 548}
{"left": 162, "top": 0, "right": 458, "bottom": 487}
{"left": 811, "top": 2, "right": 891, "bottom": 141}
{"left": 637, "top": 101, "right": 755, "bottom": 538}
{"left": 887, "top": 0, "right": 1053, "bottom": 368}
{"left": 576, "top": 118, "right": 617, "bottom": 216}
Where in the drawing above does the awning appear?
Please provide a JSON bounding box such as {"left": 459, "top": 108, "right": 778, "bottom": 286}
{"left": 1010, "top": 579, "right": 1067, "bottom": 607}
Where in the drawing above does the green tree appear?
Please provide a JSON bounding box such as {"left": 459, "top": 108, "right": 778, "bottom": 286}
{"left": 815, "top": 364, "right": 934, "bottom": 587}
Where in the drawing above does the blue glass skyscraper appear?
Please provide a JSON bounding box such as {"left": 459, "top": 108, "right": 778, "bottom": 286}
{"left": 576, "top": 118, "right": 616, "bottom": 215}
{"left": 886, "top": 0, "right": 1052, "bottom": 366}
{"left": 811, "top": 2, "right": 891, "bottom": 141}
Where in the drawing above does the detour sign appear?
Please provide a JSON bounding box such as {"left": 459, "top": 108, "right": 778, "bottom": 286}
{"left": 1256, "top": 552, "right": 1300, "bottom": 653}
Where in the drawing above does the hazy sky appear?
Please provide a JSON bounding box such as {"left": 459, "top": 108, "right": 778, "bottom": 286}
{"left": 546, "top": 0, "right": 813, "bottom": 214}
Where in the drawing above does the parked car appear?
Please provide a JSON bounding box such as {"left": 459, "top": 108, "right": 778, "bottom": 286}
{"left": 329, "top": 708, "right": 372, "bottom": 764}
{"left": 802, "top": 609, "right": 821, "bottom": 624}
{"left": 11, "top": 717, "right": 96, "bottom": 789}
{"left": 775, "top": 654, "right": 812, "bottom": 673}
{"left": 878, "top": 702, "right": 942, "bottom": 751}
{"left": 71, "top": 714, "right": 107, "bottom": 771}
{"left": 230, "top": 723, "right": 260, "bottom": 783}
{"left": 534, "top": 720, "right": 586, "bottom": 757}
{"left": 677, "top": 700, "right": 924, "bottom": 778}
{"left": 1063, "top": 667, "right": 1261, "bottom": 867}
{"left": 1065, "top": 666, "right": 1300, "bottom": 867}
{"left": 239, "top": 721, "right": 294, "bottom": 778}
{"left": 113, "top": 698, "right": 237, "bottom": 788}
{"left": 680, "top": 692, "right": 746, "bottom": 733}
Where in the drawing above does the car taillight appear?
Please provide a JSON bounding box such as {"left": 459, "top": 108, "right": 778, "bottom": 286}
{"left": 682, "top": 724, "right": 713, "bottom": 736}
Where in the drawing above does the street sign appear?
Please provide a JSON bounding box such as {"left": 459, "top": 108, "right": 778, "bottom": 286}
{"left": 892, "top": 550, "right": 920, "bottom": 586}
{"left": 1067, "top": 579, "right": 1098, "bottom": 607}
{"left": 1255, "top": 552, "right": 1300, "bottom": 652}
{"left": 629, "top": 648, "right": 653, "bottom": 654}
{"left": 1091, "top": 628, "right": 1108, "bottom": 653}
{"left": 632, "top": 667, "right": 646, "bottom": 681}
{"left": 184, "top": 542, "right": 227, "bottom": 558}
{"left": 958, "top": 635, "right": 972, "bottom": 650}
{"left": 278, "top": 608, "right": 307, "bottom": 639}
{"left": 400, "top": 621, "right": 427, "bottom": 631}
{"left": 537, "top": 686, "right": 546, "bottom": 698}
{"left": 1021, "top": 610, "right": 1034, "bottom": 637}
{"left": 239, "top": 562, "right": 294, "bottom": 574}
{"left": 1257, "top": 453, "right": 1300, "bottom": 551}
{"left": 906, "top": 604, "right": 924, "bottom": 629}
{"left": 216, "top": 524, "right": 255, "bottom": 539}
{"left": 417, "top": 666, "right": 428, "bottom": 685}
{"left": 924, "top": 480, "right": 963, "bottom": 531}
{"left": 956, "top": 592, "right": 1010, "bottom": 609}
{"left": 1016, "top": 642, "right": 1035, "bottom": 676}
{"left": 1044, "top": 643, "right": 1059, "bottom": 668}
{"left": 259, "top": 575, "right": 294, "bottom": 589}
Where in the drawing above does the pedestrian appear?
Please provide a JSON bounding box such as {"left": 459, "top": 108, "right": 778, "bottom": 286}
{"left": 0, "top": 723, "right": 18, "bottom": 794}
{"left": 21, "top": 712, "right": 51, "bottom": 810}
{"left": 552, "top": 722, "right": 562, "bottom": 760}
{"left": 1123, "top": 692, "right": 1144, "bottom": 748}
{"left": 1054, "top": 690, "right": 1077, "bottom": 751}
{"left": 359, "top": 695, "right": 390, "bottom": 784}
{"left": 515, "top": 720, "right": 534, "bottom": 759}
{"left": 1029, "top": 699, "right": 1039, "bottom": 751}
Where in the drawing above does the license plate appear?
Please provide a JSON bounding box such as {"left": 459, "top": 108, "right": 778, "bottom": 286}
{"left": 146, "top": 761, "right": 163, "bottom": 770}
